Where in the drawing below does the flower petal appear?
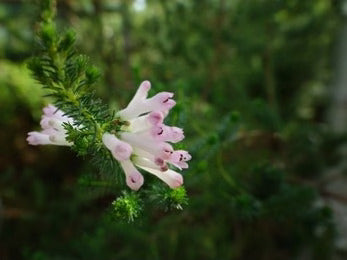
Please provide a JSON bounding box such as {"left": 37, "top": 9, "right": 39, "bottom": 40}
{"left": 121, "top": 132, "right": 173, "bottom": 159}
{"left": 120, "top": 160, "right": 144, "bottom": 191}
{"left": 102, "top": 133, "right": 132, "bottom": 161}
{"left": 137, "top": 165, "right": 183, "bottom": 188}
{"left": 27, "top": 132, "right": 52, "bottom": 145}
{"left": 128, "top": 111, "right": 164, "bottom": 133}
{"left": 48, "top": 133, "right": 72, "bottom": 146}
{"left": 133, "top": 156, "right": 168, "bottom": 172}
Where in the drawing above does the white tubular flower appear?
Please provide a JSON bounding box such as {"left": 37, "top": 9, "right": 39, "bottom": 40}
{"left": 127, "top": 111, "right": 164, "bottom": 133}
{"left": 133, "top": 156, "right": 169, "bottom": 172}
{"left": 136, "top": 166, "right": 183, "bottom": 189}
{"left": 49, "top": 132, "right": 72, "bottom": 146}
{"left": 102, "top": 133, "right": 132, "bottom": 161}
{"left": 167, "top": 150, "right": 192, "bottom": 170}
{"left": 101, "top": 80, "right": 192, "bottom": 190}
{"left": 120, "top": 132, "right": 174, "bottom": 160}
{"left": 119, "top": 160, "right": 144, "bottom": 191}
{"left": 143, "top": 124, "right": 184, "bottom": 143}
{"left": 27, "top": 104, "right": 73, "bottom": 147}
{"left": 117, "top": 81, "right": 176, "bottom": 120}
{"left": 27, "top": 132, "right": 53, "bottom": 145}
{"left": 40, "top": 117, "right": 67, "bottom": 132}
{"left": 43, "top": 104, "right": 65, "bottom": 118}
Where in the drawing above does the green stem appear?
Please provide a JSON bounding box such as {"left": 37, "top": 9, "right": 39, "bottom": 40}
{"left": 64, "top": 88, "right": 104, "bottom": 140}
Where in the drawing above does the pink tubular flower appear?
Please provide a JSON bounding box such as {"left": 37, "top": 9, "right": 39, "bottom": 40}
{"left": 117, "top": 81, "right": 175, "bottom": 120}
{"left": 147, "top": 124, "right": 184, "bottom": 143}
{"left": 43, "top": 104, "right": 65, "bottom": 118}
{"left": 167, "top": 150, "right": 192, "bottom": 170}
{"left": 27, "top": 132, "right": 53, "bottom": 145}
{"left": 102, "top": 133, "right": 132, "bottom": 161}
{"left": 136, "top": 166, "right": 183, "bottom": 189}
{"left": 133, "top": 156, "right": 169, "bottom": 172}
{"left": 103, "top": 80, "right": 191, "bottom": 190}
{"left": 127, "top": 111, "right": 164, "bottom": 133}
{"left": 120, "top": 132, "right": 173, "bottom": 160}
{"left": 27, "top": 105, "right": 73, "bottom": 147}
{"left": 119, "top": 160, "right": 144, "bottom": 191}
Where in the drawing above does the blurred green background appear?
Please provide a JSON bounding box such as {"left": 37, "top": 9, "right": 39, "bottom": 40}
{"left": 1, "top": 0, "right": 347, "bottom": 259}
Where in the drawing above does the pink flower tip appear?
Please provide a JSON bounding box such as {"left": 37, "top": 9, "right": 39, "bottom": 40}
{"left": 113, "top": 143, "right": 133, "bottom": 161}
{"left": 170, "top": 127, "right": 185, "bottom": 143}
{"left": 102, "top": 133, "right": 132, "bottom": 161}
{"left": 148, "top": 111, "right": 164, "bottom": 125}
{"left": 43, "top": 104, "right": 57, "bottom": 116}
{"left": 168, "top": 150, "right": 191, "bottom": 169}
{"left": 146, "top": 92, "right": 176, "bottom": 111}
{"left": 164, "top": 99, "right": 176, "bottom": 110}
{"left": 155, "top": 92, "right": 174, "bottom": 103}
{"left": 27, "top": 132, "right": 50, "bottom": 145}
{"left": 126, "top": 171, "right": 144, "bottom": 191}
{"left": 140, "top": 80, "right": 151, "bottom": 91}
{"left": 181, "top": 150, "right": 192, "bottom": 161}
{"left": 170, "top": 172, "right": 184, "bottom": 188}
{"left": 26, "top": 132, "right": 38, "bottom": 145}
{"left": 42, "top": 104, "right": 65, "bottom": 119}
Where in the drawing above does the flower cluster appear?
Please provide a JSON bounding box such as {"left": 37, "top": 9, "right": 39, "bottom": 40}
{"left": 27, "top": 81, "right": 191, "bottom": 191}
{"left": 104, "top": 80, "right": 191, "bottom": 190}
{"left": 27, "top": 104, "right": 73, "bottom": 146}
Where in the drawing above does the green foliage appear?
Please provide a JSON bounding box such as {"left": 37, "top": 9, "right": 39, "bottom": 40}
{"left": 0, "top": 61, "right": 44, "bottom": 122}
{"left": 111, "top": 191, "right": 142, "bottom": 223}
{"left": 231, "top": 193, "right": 262, "bottom": 221}
{"left": 26, "top": 0, "right": 126, "bottom": 201}
{"left": 250, "top": 163, "right": 284, "bottom": 200}
{"left": 148, "top": 185, "right": 188, "bottom": 211}
{"left": 0, "top": 0, "right": 344, "bottom": 259}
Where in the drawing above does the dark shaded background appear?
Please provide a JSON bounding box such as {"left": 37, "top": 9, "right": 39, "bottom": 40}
{"left": 1, "top": 0, "right": 346, "bottom": 259}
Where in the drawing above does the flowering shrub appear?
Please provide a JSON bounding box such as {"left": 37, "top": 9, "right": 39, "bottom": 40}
{"left": 26, "top": 0, "right": 190, "bottom": 221}
{"left": 27, "top": 81, "right": 191, "bottom": 191}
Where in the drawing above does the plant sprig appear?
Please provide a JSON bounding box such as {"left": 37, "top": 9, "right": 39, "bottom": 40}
{"left": 27, "top": 0, "right": 189, "bottom": 222}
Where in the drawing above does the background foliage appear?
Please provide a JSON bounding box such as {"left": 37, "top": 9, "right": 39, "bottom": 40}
{"left": 0, "top": 0, "right": 345, "bottom": 259}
